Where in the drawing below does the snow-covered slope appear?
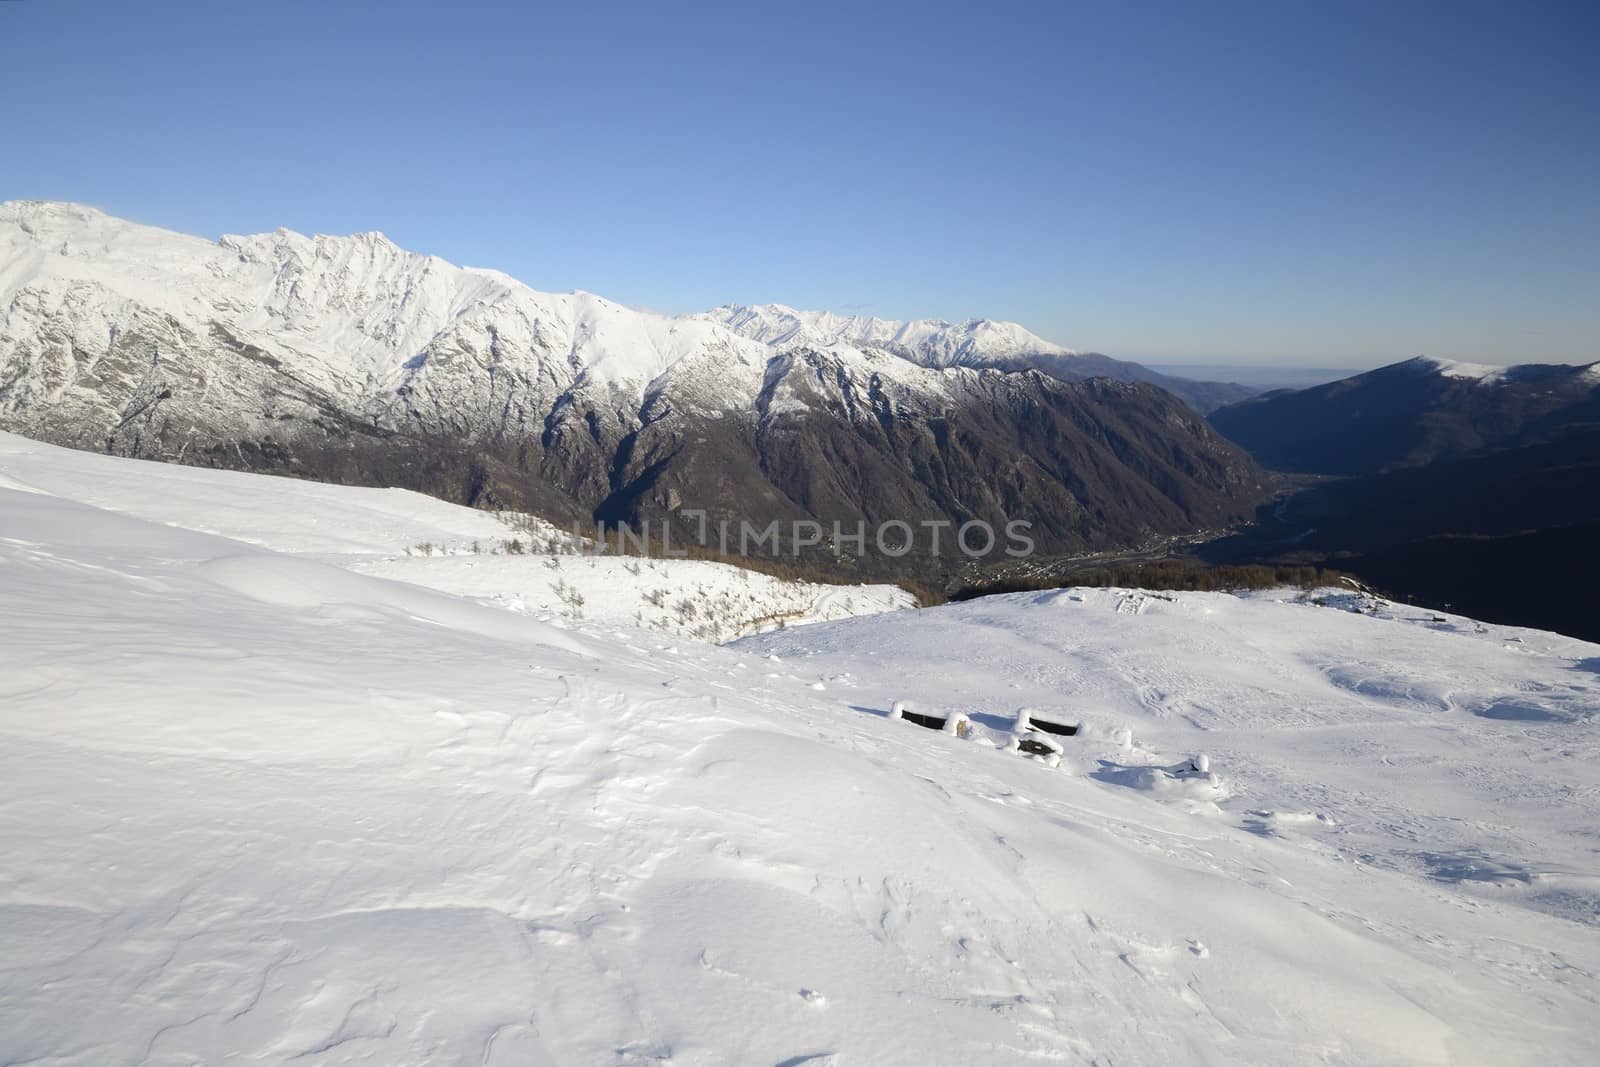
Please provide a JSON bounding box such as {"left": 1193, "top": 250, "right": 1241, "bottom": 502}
{"left": 1414, "top": 355, "right": 1600, "bottom": 385}
{"left": 741, "top": 587, "right": 1600, "bottom": 928}
{"left": 3, "top": 432, "right": 1599, "bottom": 1064}
{"left": 1419, "top": 355, "right": 1514, "bottom": 383}
{"left": 0, "top": 431, "right": 913, "bottom": 641}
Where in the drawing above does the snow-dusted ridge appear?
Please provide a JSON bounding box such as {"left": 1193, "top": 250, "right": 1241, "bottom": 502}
{"left": 3, "top": 427, "right": 1600, "bottom": 1063}
{"left": 1416, "top": 355, "right": 1512, "bottom": 383}
{"left": 701, "top": 301, "right": 1076, "bottom": 366}
{"left": 1410, "top": 353, "right": 1600, "bottom": 387}
{"left": 1, "top": 200, "right": 1220, "bottom": 409}
{"left": 698, "top": 302, "right": 1264, "bottom": 414}
{"left": 0, "top": 199, "right": 761, "bottom": 400}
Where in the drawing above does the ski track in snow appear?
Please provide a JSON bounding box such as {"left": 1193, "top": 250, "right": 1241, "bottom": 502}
{"left": 2, "top": 434, "right": 1599, "bottom": 1064}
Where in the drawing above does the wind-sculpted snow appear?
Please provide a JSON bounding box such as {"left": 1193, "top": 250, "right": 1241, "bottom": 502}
{"left": 740, "top": 587, "right": 1600, "bottom": 931}
{"left": 2, "top": 435, "right": 1600, "bottom": 1064}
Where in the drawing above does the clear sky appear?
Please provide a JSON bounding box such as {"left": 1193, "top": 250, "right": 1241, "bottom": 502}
{"left": 2, "top": 0, "right": 1595, "bottom": 367}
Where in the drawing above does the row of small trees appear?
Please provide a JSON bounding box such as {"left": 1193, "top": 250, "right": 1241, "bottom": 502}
{"left": 949, "top": 561, "right": 1345, "bottom": 601}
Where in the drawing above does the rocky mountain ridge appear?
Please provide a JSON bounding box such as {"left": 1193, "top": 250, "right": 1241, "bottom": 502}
{"left": 0, "top": 200, "right": 1265, "bottom": 576}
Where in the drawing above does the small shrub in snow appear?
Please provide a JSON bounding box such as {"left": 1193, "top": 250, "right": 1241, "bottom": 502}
{"left": 550, "top": 578, "right": 585, "bottom": 619}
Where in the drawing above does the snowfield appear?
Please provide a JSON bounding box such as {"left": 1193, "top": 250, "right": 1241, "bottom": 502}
{"left": 0, "top": 433, "right": 913, "bottom": 641}
{"left": 2, "top": 436, "right": 1599, "bottom": 1064}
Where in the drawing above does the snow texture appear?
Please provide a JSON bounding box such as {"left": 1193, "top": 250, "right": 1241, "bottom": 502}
{"left": 0, "top": 432, "right": 912, "bottom": 642}
{"left": 1417, "top": 356, "right": 1512, "bottom": 383}
{"left": 2, "top": 434, "right": 1600, "bottom": 1064}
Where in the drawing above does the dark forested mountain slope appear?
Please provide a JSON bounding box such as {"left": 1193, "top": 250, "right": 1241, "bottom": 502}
{"left": 1198, "top": 428, "right": 1600, "bottom": 640}
{"left": 1209, "top": 356, "right": 1600, "bottom": 475}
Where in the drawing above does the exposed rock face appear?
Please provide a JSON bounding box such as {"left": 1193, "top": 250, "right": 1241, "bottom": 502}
{"left": 0, "top": 201, "right": 1265, "bottom": 575}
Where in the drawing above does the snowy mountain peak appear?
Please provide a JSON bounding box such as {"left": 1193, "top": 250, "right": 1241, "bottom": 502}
{"left": 3, "top": 202, "right": 1114, "bottom": 415}
{"left": 0, "top": 201, "right": 763, "bottom": 393}
{"left": 702, "top": 302, "right": 1077, "bottom": 368}
{"left": 1, "top": 199, "right": 214, "bottom": 264}
{"left": 1414, "top": 355, "right": 1512, "bottom": 383}
{"left": 0, "top": 203, "right": 1144, "bottom": 410}
{"left": 1, "top": 199, "right": 118, "bottom": 231}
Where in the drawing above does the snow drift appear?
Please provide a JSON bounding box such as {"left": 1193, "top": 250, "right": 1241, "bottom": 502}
{"left": 2, "top": 434, "right": 1598, "bottom": 1064}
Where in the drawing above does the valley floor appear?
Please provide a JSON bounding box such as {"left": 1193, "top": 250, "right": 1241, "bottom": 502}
{"left": 2, "top": 433, "right": 1598, "bottom": 1064}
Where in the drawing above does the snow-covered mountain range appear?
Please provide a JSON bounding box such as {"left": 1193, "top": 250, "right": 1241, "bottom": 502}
{"left": 0, "top": 199, "right": 761, "bottom": 425}
{"left": 0, "top": 201, "right": 1237, "bottom": 414}
{"left": 0, "top": 200, "right": 1264, "bottom": 572}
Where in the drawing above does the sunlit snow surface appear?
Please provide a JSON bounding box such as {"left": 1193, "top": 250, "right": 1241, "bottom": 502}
{"left": 1417, "top": 356, "right": 1512, "bottom": 383}
{"left": 0, "top": 433, "right": 913, "bottom": 641}
{"left": 702, "top": 302, "right": 1076, "bottom": 365}
{"left": 3, "top": 435, "right": 1599, "bottom": 1064}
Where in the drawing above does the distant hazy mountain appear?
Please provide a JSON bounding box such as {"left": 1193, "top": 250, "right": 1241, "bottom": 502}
{"left": 1200, "top": 355, "right": 1600, "bottom": 640}
{"left": 1208, "top": 356, "right": 1600, "bottom": 475}
{"left": 702, "top": 304, "right": 1256, "bottom": 414}
{"left": 1148, "top": 364, "right": 1357, "bottom": 391}
{"left": 0, "top": 201, "right": 1265, "bottom": 574}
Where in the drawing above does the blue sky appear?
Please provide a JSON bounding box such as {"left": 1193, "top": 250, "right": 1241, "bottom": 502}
{"left": 2, "top": 0, "right": 1595, "bottom": 366}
